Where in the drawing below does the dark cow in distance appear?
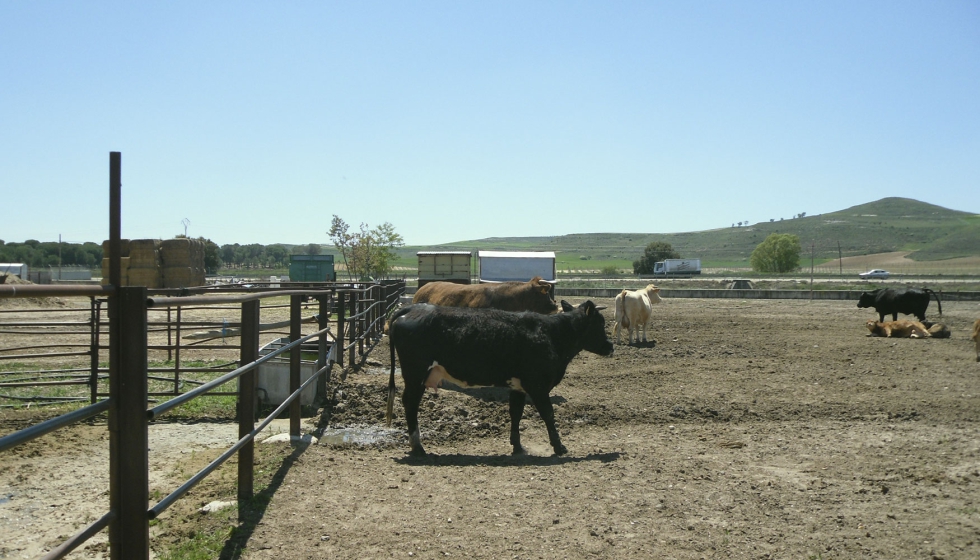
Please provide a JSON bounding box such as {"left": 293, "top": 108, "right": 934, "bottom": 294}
{"left": 386, "top": 300, "right": 613, "bottom": 456}
{"left": 857, "top": 287, "right": 942, "bottom": 322}
{"left": 412, "top": 276, "right": 558, "bottom": 314}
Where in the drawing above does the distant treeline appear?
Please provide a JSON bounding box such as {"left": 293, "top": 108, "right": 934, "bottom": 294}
{"left": 0, "top": 239, "right": 329, "bottom": 273}
{"left": 0, "top": 240, "right": 103, "bottom": 268}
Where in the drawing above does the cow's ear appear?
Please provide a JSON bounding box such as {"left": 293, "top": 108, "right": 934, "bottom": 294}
{"left": 582, "top": 300, "right": 596, "bottom": 315}
{"left": 560, "top": 300, "right": 574, "bottom": 313}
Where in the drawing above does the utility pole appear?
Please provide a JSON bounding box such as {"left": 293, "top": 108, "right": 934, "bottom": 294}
{"left": 181, "top": 218, "right": 190, "bottom": 237}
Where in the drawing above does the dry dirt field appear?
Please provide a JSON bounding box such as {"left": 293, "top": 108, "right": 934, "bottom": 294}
{"left": 3, "top": 294, "right": 980, "bottom": 559}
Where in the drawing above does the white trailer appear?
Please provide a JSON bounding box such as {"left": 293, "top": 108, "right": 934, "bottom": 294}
{"left": 478, "top": 251, "right": 556, "bottom": 283}
{"left": 417, "top": 251, "right": 473, "bottom": 288}
{"left": 653, "top": 258, "right": 701, "bottom": 275}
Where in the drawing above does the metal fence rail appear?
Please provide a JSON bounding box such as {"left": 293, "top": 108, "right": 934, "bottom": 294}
{"left": 0, "top": 152, "right": 411, "bottom": 559}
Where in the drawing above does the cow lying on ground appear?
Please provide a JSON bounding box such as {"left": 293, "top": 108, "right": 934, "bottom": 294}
{"left": 857, "top": 287, "right": 942, "bottom": 322}
{"left": 412, "top": 276, "right": 557, "bottom": 314}
{"left": 922, "top": 320, "right": 951, "bottom": 339}
{"left": 386, "top": 300, "right": 613, "bottom": 456}
{"left": 866, "top": 319, "right": 932, "bottom": 338}
{"left": 972, "top": 319, "right": 980, "bottom": 362}
{"left": 614, "top": 284, "right": 663, "bottom": 344}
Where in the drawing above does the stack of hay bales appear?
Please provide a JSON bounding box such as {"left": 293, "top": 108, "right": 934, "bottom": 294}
{"left": 102, "top": 238, "right": 205, "bottom": 288}
{"left": 100, "top": 239, "right": 131, "bottom": 286}
{"left": 161, "top": 238, "right": 206, "bottom": 288}
{"left": 126, "top": 239, "right": 163, "bottom": 288}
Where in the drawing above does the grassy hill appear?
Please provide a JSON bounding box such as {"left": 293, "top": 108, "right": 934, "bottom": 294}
{"left": 392, "top": 198, "right": 979, "bottom": 269}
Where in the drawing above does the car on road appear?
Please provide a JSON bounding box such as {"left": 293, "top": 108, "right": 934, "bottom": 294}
{"left": 859, "top": 269, "right": 890, "bottom": 280}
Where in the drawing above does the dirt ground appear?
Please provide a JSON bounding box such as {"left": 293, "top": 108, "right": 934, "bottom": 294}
{"left": 3, "top": 294, "right": 980, "bottom": 559}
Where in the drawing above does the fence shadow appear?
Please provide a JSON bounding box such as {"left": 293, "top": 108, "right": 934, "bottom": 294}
{"left": 218, "top": 440, "right": 313, "bottom": 559}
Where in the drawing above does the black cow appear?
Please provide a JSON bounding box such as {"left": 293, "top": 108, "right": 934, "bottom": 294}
{"left": 386, "top": 300, "right": 613, "bottom": 457}
{"left": 857, "top": 287, "right": 942, "bottom": 322}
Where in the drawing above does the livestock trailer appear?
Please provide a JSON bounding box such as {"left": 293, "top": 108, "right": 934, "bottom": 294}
{"left": 289, "top": 254, "right": 336, "bottom": 282}
{"left": 477, "top": 251, "right": 556, "bottom": 283}
{"left": 417, "top": 251, "right": 473, "bottom": 288}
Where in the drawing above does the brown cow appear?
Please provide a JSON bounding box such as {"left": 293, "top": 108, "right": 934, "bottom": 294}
{"left": 412, "top": 276, "right": 558, "bottom": 314}
{"left": 921, "top": 320, "right": 951, "bottom": 339}
{"left": 866, "top": 319, "right": 932, "bottom": 338}
{"left": 971, "top": 319, "right": 980, "bottom": 362}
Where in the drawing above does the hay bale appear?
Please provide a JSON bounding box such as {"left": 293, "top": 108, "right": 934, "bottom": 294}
{"left": 162, "top": 266, "right": 201, "bottom": 288}
{"left": 101, "top": 239, "right": 131, "bottom": 258}
{"left": 128, "top": 239, "right": 161, "bottom": 268}
{"left": 127, "top": 267, "right": 161, "bottom": 288}
{"left": 160, "top": 238, "right": 202, "bottom": 268}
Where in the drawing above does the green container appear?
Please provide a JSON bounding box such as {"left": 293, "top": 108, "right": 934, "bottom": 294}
{"left": 288, "top": 254, "right": 336, "bottom": 282}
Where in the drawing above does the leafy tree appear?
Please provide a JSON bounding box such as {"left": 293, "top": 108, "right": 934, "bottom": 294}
{"left": 266, "top": 244, "right": 288, "bottom": 268}
{"left": 633, "top": 242, "right": 680, "bottom": 274}
{"left": 328, "top": 215, "right": 404, "bottom": 280}
{"left": 750, "top": 233, "right": 801, "bottom": 273}
{"left": 306, "top": 243, "right": 322, "bottom": 255}
{"left": 198, "top": 237, "right": 222, "bottom": 274}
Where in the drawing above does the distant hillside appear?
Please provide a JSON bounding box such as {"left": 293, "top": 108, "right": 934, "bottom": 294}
{"left": 399, "top": 198, "right": 979, "bottom": 266}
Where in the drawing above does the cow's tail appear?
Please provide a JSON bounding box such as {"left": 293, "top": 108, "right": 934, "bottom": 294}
{"left": 924, "top": 288, "right": 943, "bottom": 317}
{"left": 385, "top": 310, "right": 409, "bottom": 426}
{"left": 616, "top": 290, "right": 630, "bottom": 329}
{"left": 386, "top": 338, "right": 396, "bottom": 426}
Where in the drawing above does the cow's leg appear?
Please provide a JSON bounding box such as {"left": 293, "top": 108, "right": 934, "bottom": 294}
{"left": 401, "top": 381, "right": 426, "bottom": 456}
{"left": 614, "top": 321, "right": 622, "bottom": 344}
{"left": 508, "top": 390, "right": 526, "bottom": 455}
{"left": 527, "top": 388, "right": 567, "bottom": 456}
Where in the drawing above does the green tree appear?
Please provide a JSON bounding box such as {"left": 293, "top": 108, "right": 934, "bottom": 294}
{"left": 366, "top": 222, "right": 404, "bottom": 278}
{"left": 306, "top": 243, "right": 322, "bottom": 255}
{"left": 328, "top": 215, "right": 404, "bottom": 280}
{"left": 750, "top": 233, "right": 802, "bottom": 273}
{"left": 198, "top": 237, "right": 222, "bottom": 274}
{"left": 266, "top": 244, "right": 289, "bottom": 268}
{"left": 633, "top": 242, "right": 680, "bottom": 274}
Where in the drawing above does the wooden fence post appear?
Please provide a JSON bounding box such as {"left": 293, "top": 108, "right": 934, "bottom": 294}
{"left": 317, "top": 294, "right": 330, "bottom": 398}
{"left": 238, "top": 299, "right": 259, "bottom": 511}
{"left": 349, "top": 291, "right": 357, "bottom": 365}
{"left": 290, "top": 295, "right": 302, "bottom": 438}
{"left": 108, "top": 286, "right": 149, "bottom": 560}
{"left": 336, "top": 292, "right": 345, "bottom": 370}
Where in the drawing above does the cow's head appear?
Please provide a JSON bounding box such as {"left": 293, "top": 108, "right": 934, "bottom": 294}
{"left": 645, "top": 284, "right": 663, "bottom": 304}
{"left": 561, "top": 300, "right": 614, "bottom": 356}
{"left": 528, "top": 277, "right": 559, "bottom": 314}
{"left": 856, "top": 291, "right": 877, "bottom": 309}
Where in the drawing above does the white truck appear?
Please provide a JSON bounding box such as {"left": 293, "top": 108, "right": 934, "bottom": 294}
{"left": 653, "top": 258, "right": 701, "bottom": 276}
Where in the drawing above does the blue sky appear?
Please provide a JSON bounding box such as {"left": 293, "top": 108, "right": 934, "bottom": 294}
{"left": 2, "top": 1, "right": 978, "bottom": 247}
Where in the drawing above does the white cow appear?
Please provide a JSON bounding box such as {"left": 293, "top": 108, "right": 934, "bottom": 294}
{"left": 614, "top": 284, "right": 663, "bottom": 344}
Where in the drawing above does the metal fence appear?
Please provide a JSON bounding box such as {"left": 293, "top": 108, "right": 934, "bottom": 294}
{"left": 0, "top": 280, "right": 404, "bottom": 559}
{"left": 0, "top": 152, "right": 409, "bottom": 559}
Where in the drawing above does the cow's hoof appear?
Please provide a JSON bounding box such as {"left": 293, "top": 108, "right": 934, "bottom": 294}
{"left": 512, "top": 446, "right": 526, "bottom": 456}
{"left": 553, "top": 445, "right": 568, "bottom": 456}
{"left": 409, "top": 447, "right": 427, "bottom": 457}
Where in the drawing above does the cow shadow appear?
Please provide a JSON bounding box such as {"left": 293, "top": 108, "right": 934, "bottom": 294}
{"left": 443, "top": 384, "right": 568, "bottom": 406}
{"left": 394, "top": 450, "right": 622, "bottom": 468}
{"left": 623, "top": 339, "right": 657, "bottom": 349}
